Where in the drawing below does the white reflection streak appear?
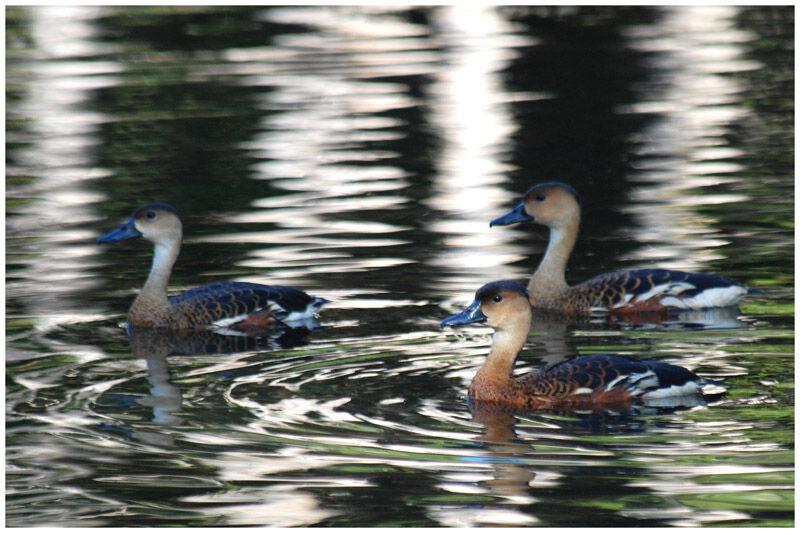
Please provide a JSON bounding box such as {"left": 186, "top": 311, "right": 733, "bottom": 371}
{"left": 425, "top": 6, "right": 532, "bottom": 296}
{"left": 7, "top": 6, "right": 118, "bottom": 328}
{"left": 183, "top": 486, "right": 339, "bottom": 527}
{"left": 224, "top": 6, "right": 422, "bottom": 285}
{"left": 622, "top": 6, "right": 757, "bottom": 270}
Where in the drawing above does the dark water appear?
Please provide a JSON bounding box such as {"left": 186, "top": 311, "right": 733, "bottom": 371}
{"left": 6, "top": 5, "right": 794, "bottom": 527}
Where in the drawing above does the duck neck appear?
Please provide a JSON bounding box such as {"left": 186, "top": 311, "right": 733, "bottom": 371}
{"left": 473, "top": 324, "right": 530, "bottom": 386}
{"left": 529, "top": 221, "right": 578, "bottom": 298}
{"left": 131, "top": 239, "right": 180, "bottom": 316}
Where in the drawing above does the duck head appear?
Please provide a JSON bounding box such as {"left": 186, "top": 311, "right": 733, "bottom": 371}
{"left": 98, "top": 202, "right": 183, "bottom": 247}
{"left": 442, "top": 280, "right": 531, "bottom": 332}
{"left": 490, "top": 182, "right": 581, "bottom": 229}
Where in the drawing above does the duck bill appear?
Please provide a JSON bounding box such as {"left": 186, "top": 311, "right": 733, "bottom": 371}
{"left": 489, "top": 202, "right": 532, "bottom": 227}
{"left": 97, "top": 218, "right": 142, "bottom": 244}
{"left": 441, "top": 300, "right": 487, "bottom": 328}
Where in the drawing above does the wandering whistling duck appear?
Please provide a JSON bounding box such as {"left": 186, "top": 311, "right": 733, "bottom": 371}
{"left": 98, "top": 202, "right": 327, "bottom": 333}
{"left": 442, "top": 280, "right": 716, "bottom": 410}
{"left": 490, "top": 182, "right": 749, "bottom": 316}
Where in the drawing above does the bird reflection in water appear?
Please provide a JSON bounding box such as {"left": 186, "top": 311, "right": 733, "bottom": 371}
{"left": 102, "top": 323, "right": 319, "bottom": 446}
{"left": 466, "top": 387, "right": 718, "bottom": 515}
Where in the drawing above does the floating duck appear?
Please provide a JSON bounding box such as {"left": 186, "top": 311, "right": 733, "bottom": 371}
{"left": 442, "top": 280, "right": 717, "bottom": 410}
{"left": 98, "top": 202, "right": 326, "bottom": 333}
{"left": 490, "top": 182, "right": 749, "bottom": 315}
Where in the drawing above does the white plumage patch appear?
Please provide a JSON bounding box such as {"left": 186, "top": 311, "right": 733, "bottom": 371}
{"left": 210, "top": 301, "right": 287, "bottom": 331}
{"left": 602, "top": 370, "right": 664, "bottom": 395}
{"left": 641, "top": 380, "right": 702, "bottom": 399}
{"left": 210, "top": 297, "right": 325, "bottom": 333}
{"left": 632, "top": 282, "right": 695, "bottom": 304}
{"left": 610, "top": 293, "right": 636, "bottom": 309}
{"left": 669, "top": 285, "right": 748, "bottom": 309}
{"left": 620, "top": 281, "right": 747, "bottom": 310}
{"left": 212, "top": 312, "right": 252, "bottom": 330}
{"left": 282, "top": 298, "right": 327, "bottom": 327}
{"left": 603, "top": 373, "right": 630, "bottom": 391}
{"left": 624, "top": 371, "right": 660, "bottom": 394}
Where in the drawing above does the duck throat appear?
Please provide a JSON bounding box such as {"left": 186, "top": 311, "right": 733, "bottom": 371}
{"left": 469, "top": 326, "right": 529, "bottom": 399}
{"left": 528, "top": 223, "right": 577, "bottom": 299}
{"left": 130, "top": 241, "right": 180, "bottom": 322}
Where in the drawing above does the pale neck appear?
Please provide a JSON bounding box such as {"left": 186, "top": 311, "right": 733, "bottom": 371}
{"left": 529, "top": 222, "right": 578, "bottom": 295}
{"left": 135, "top": 239, "right": 180, "bottom": 308}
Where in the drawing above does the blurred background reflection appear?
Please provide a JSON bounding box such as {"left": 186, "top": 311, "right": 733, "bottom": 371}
{"left": 6, "top": 5, "right": 793, "bottom": 527}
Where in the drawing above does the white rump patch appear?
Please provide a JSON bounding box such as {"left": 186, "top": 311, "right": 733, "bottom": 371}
{"left": 669, "top": 285, "right": 748, "bottom": 310}
{"left": 623, "top": 281, "right": 746, "bottom": 310}
{"left": 282, "top": 310, "right": 321, "bottom": 329}
{"left": 282, "top": 298, "right": 326, "bottom": 328}
{"left": 641, "top": 381, "right": 702, "bottom": 399}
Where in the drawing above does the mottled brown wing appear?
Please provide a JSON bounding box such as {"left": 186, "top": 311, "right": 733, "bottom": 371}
{"left": 169, "top": 281, "right": 314, "bottom": 328}
{"left": 575, "top": 268, "right": 741, "bottom": 308}
{"left": 517, "top": 353, "right": 700, "bottom": 397}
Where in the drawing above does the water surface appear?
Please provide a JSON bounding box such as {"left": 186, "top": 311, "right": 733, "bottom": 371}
{"left": 6, "top": 5, "right": 794, "bottom": 527}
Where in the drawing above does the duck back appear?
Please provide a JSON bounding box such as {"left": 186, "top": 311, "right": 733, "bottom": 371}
{"left": 574, "top": 268, "right": 748, "bottom": 313}
{"left": 168, "top": 281, "right": 321, "bottom": 330}
{"left": 507, "top": 353, "right": 705, "bottom": 410}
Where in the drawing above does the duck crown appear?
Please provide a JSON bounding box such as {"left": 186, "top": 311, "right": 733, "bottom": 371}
{"left": 475, "top": 280, "right": 529, "bottom": 302}
{"left": 131, "top": 202, "right": 181, "bottom": 221}
{"left": 524, "top": 181, "right": 581, "bottom": 205}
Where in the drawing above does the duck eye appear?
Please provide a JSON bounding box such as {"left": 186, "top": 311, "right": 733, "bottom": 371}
{"left": 492, "top": 294, "right": 503, "bottom": 303}
{"left": 146, "top": 211, "right": 157, "bottom": 219}
{"left": 535, "top": 193, "right": 546, "bottom": 201}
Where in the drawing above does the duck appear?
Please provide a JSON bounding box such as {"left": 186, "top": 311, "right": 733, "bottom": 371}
{"left": 441, "top": 280, "right": 716, "bottom": 410}
{"left": 490, "top": 181, "right": 749, "bottom": 316}
{"left": 97, "top": 202, "right": 327, "bottom": 333}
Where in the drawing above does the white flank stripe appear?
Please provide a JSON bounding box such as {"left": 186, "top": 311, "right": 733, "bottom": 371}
{"left": 604, "top": 374, "right": 629, "bottom": 391}
{"left": 212, "top": 312, "right": 251, "bottom": 329}
{"left": 630, "top": 376, "right": 660, "bottom": 394}
{"left": 633, "top": 282, "right": 695, "bottom": 303}
{"left": 610, "top": 293, "right": 635, "bottom": 309}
